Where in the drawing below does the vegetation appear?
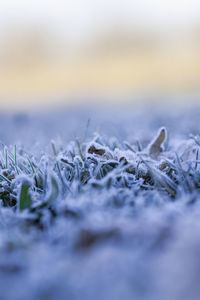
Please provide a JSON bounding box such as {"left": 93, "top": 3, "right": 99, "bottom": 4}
{"left": 0, "top": 106, "right": 199, "bottom": 300}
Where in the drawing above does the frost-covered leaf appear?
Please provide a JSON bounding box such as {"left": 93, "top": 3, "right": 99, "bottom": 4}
{"left": 148, "top": 127, "right": 167, "bottom": 159}
{"left": 88, "top": 145, "right": 105, "bottom": 156}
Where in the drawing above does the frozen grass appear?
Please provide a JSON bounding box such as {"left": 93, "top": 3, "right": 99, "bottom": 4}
{"left": 0, "top": 103, "right": 200, "bottom": 300}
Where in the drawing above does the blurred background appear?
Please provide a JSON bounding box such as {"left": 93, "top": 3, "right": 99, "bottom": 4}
{"left": 0, "top": 0, "right": 200, "bottom": 110}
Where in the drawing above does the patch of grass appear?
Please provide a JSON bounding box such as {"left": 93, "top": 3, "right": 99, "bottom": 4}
{"left": 0, "top": 126, "right": 198, "bottom": 218}
{"left": 0, "top": 107, "right": 199, "bottom": 300}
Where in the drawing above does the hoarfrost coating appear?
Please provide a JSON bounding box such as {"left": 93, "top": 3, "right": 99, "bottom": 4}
{"left": 0, "top": 103, "right": 199, "bottom": 300}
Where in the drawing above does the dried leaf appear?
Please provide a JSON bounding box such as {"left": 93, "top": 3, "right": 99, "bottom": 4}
{"left": 149, "top": 127, "right": 167, "bottom": 159}
{"left": 88, "top": 145, "right": 105, "bottom": 156}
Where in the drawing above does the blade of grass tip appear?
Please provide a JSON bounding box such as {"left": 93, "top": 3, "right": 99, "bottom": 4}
{"left": 0, "top": 146, "right": 5, "bottom": 167}
{"left": 7, "top": 148, "right": 15, "bottom": 161}
{"left": 56, "top": 161, "right": 68, "bottom": 194}
{"left": 51, "top": 140, "right": 72, "bottom": 195}
{"left": 7, "top": 157, "right": 20, "bottom": 174}
{"left": 124, "top": 142, "right": 136, "bottom": 153}
{"left": 43, "top": 161, "right": 48, "bottom": 195}
{"left": 13, "top": 147, "right": 19, "bottom": 174}
{"left": 136, "top": 140, "right": 142, "bottom": 152}
{"left": 14, "top": 145, "right": 20, "bottom": 175}
{"left": 7, "top": 150, "right": 18, "bottom": 171}
{"left": 51, "top": 140, "right": 66, "bottom": 192}
{"left": 5, "top": 147, "right": 8, "bottom": 169}
{"left": 17, "top": 157, "right": 32, "bottom": 175}
{"left": 27, "top": 157, "right": 35, "bottom": 174}
{"left": 51, "top": 140, "right": 57, "bottom": 157}
{"left": 14, "top": 145, "right": 17, "bottom": 166}
{"left": 51, "top": 141, "right": 63, "bottom": 188}
{"left": 76, "top": 140, "right": 85, "bottom": 161}
{"left": 195, "top": 149, "right": 199, "bottom": 170}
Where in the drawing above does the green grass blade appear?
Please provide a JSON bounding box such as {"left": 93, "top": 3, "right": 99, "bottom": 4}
{"left": 19, "top": 182, "right": 32, "bottom": 211}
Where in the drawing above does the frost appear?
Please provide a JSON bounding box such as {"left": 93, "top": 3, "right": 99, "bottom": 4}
{"left": 0, "top": 105, "right": 199, "bottom": 300}
{"left": 148, "top": 127, "right": 167, "bottom": 159}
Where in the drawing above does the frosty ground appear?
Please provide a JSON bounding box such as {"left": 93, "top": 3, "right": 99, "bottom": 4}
{"left": 0, "top": 102, "right": 199, "bottom": 300}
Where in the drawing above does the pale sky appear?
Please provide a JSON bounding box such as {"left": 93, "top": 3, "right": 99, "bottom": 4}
{"left": 0, "top": 0, "right": 200, "bottom": 45}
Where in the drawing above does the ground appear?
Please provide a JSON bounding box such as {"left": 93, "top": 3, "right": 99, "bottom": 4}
{"left": 0, "top": 101, "right": 199, "bottom": 300}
